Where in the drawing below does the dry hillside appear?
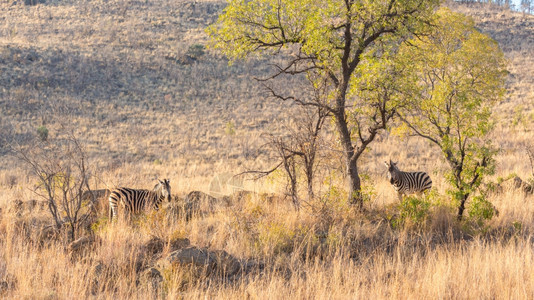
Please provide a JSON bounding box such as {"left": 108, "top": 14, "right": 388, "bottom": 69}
{"left": 0, "top": 0, "right": 533, "bottom": 299}
{"left": 0, "top": 0, "right": 532, "bottom": 187}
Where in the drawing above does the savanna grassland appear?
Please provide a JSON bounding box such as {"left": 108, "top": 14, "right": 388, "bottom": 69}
{"left": 0, "top": 0, "right": 533, "bottom": 298}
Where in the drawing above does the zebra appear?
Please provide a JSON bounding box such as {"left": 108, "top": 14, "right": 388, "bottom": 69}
{"left": 109, "top": 179, "right": 171, "bottom": 220}
{"left": 384, "top": 160, "right": 432, "bottom": 201}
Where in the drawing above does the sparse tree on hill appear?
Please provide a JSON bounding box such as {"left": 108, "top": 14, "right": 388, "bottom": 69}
{"left": 12, "top": 125, "right": 95, "bottom": 241}
{"left": 394, "top": 8, "right": 507, "bottom": 220}
{"left": 208, "top": 0, "right": 440, "bottom": 207}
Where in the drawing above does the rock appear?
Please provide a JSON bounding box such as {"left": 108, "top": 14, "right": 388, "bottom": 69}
{"left": 512, "top": 176, "right": 534, "bottom": 194}
{"left": 143, "top": 267, "right": 162, "bottom": 280}
{"left": 162, "top": 246, "right": 242, "bottom": 277}
{"left": 90, "top": 262, "right": 106, "bottom": 295}
{"left": 183, "top": 191, "right": 219, "bottom": 220}
{"left": 241, "top": 259, "right": 265, "bottom": 274}
{"left": 67, "top": 235, "right": 96, "bottom": 254}
{"left": 141, "top": 236, "right": 165, "bottom": 257}
{"left": 165, "top": 246, "right": 216, "bottom": 272}
{"left": 0, "top": 275, "right": 17, "bottom": 294}
{"left": 169, "top": 237, "right": 190, "bottom": 251}
{"left": 185, "top": 191, "right": 217, "bottom": 205}
{"left": 37, "top": 225, "right": 60, "bottom": 244}
{"left": 8, "top": 199, "right": 23, "bottom": 215}
{"left": 211, "top": 250, "right": 241, "bottom": 276}
{"left": 513, "top": 176, "right": 525, "bottom": 188}
{"left": 141, "top": 267, "right": 163, "bottom": 292}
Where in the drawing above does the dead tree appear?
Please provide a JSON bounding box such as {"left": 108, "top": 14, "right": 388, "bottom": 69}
{"left": 11, "top": 124, "right": 94, "bottom": 241}
{"left": 241, "top": 76, "right": 331, "bottom": 209}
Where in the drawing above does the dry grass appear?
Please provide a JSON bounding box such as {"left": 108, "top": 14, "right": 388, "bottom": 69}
{"left": 1, "top": 174, "right": 534, "bottom": 298}
{"left": 1, "top": 0, "right": 534, "bottom": 299}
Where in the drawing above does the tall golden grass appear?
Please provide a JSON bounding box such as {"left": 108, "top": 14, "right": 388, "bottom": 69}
{"left": 1, "top": 171, "right": 534, "bottom": 298}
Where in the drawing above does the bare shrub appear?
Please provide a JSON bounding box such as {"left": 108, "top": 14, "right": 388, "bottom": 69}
{"left": 11, "top": 124, "right": 95, "bottom": 241}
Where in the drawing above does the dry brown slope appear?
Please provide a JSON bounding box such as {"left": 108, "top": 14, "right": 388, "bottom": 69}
{"left": 451, "top": 2, "right": 534, "bottom": 118}
{"left": 0, "top": 0, "right": 532, "bottom": 180}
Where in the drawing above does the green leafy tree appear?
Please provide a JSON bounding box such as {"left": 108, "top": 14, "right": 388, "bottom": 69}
{"left": 208, "top": 0, "right": 440, "bottom": 207}
{"left": 395, "top": 8, "right": 507, "bottom": 220}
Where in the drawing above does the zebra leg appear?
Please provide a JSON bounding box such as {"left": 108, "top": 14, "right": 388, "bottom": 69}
{"left": 397, "top": 192, "right": 403, "bottom": 202}
{"left": 109, "top": 197, "right": 114, "bottom": 221}
{"left": 109, "top": 205, "right": 116, "bottom": 222}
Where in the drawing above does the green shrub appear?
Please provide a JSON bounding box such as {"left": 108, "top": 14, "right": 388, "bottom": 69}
{"left": 186, "top": 44, "right": 205, "bottom": 60}
{"left": 468, "top": 195, "right": 497, "bottom": 227}
{"left": 257, "top": 221, "right": 296, "bottom": 255}
{"left": 37, "top": 125, "right": 48, "bottom": 141}
{"left": 224, "top": 121, "right": 235, "bottom": 135}
{"left": 392, "top": 196, "right": 431, "bottom": 229}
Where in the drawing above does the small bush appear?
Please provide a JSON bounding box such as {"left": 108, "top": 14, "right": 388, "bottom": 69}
{"left": 37, "top": 125, "right": 48, "bottom": 141}
{"left": 90, "top": 216, "right": 110, "bottom": 234}
{"left": 392, "top": 196, "right": 431, "bottom": 229}
{"left": 224, "top": 121, "right": 235, "bottom": 135}
{"left": 468, "top": 195, "right": 497, "bottom": 227}
{"left": 186, "top": 44, "right": 205, "bottom": 60}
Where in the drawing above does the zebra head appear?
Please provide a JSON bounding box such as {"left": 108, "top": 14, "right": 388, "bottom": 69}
{"left": 154, "top": 179, "right": 172, "bottom": 203}
{"left": 384, "top": 160, "right": 400, "bottom": 184}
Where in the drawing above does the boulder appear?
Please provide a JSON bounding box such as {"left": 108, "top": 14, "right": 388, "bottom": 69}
{"left": 162, "top": 246, "right": 243, "bottom": 277}
{"left": 0, "top": 274, "right": 17, "bottom": 295}
{"left": 141, "top": 267, "right": 163, "bottom": 292}
{"left": 211, "top": 250, "right": 241, "bottom": 276}
{"left": 183, "top": 191, "right": 219, "bottom": 220}
{"left": 165, "top": 246, "right": 216, "bottom": 272}
{"left": 512, "top": 176, "right": 534, "bottom": 194}
{"left": 37, "top": 225, "right": 60, "bottom": 245}
{"left": 8, "top": 199, "right": 23, "bottom": 215}
{"left": 141, "top": 236, "right": 165, "bottom": 257}
{"left": 169, "top": 237, "right": 190, "bottom": 251}
{"left": 90, "top": 262, "right": 106, "bottom": 295}
{"left": 67, "top": 235, "right": 96, "bottom": 254}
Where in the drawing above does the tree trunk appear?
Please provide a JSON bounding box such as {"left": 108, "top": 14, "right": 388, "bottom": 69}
{"left": 457, "top": 193, "right": 469, "bottom": 221}
{"left": 334, "top": 108, "right": 362, "bottom": 207}
{"left": 69, "top": 223, "right": 76, "bottom": 242}
{"left": 347, "top": 156, "right": 362, "bottom": 207}
{"left": 306, "top": 175, "right": 314, "bottom": 202}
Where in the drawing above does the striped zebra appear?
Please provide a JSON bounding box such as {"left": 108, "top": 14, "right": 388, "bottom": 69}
{"left": 109, "top": 179, "right": 171, "bottom": 220}
{"left": 384, "top": 160, "right": 432, "bottom": 201}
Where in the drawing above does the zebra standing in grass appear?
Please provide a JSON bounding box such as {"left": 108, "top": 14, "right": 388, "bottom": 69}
{"left": 109, "top": 179, "right": 171, "bottom": 220}
{"left": 385, "top": 160, "right": 432, "bottom": 201}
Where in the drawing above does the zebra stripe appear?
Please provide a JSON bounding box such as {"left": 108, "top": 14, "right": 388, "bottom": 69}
{"left": 109, "top": 179, "right": 171, "bottom": 220}
{"left": 385, "top": 160, "right": 432, "bottom": 201}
